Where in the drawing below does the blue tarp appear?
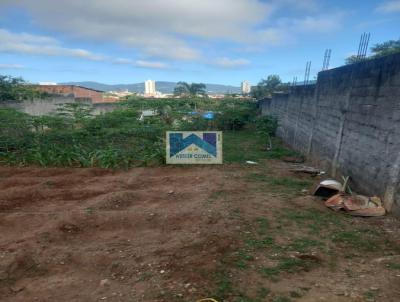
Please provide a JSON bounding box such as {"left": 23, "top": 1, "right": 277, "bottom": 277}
{"left": 202, "top": 111, "right": 215, "bottom": 120}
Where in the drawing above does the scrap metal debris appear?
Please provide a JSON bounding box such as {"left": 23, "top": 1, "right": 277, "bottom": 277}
{"left": 292, "top": 165, "right": 325, "bottom": 176}
{"left": 313, "top": 179, "right": 343, "bottom": 197}
{"left": 314, "top": 176, "right": 385, "bottom": 216}
{"left": 282, "top": 156, "right": 305, "bottom": 163}
{"left": 245, "top": 161, "right": 258, "bottom": 165}
{"left": 325, "top": 193, "right": 386, "bottom": 217}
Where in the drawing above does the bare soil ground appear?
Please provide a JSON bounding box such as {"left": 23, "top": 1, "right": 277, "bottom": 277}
{"left": 0, "top": 160, "right": 400, "bottom": 302}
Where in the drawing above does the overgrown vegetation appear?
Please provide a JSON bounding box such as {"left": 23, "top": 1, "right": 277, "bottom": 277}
{"left": 251, "top": 75, "right": 289, "bottom": 99}
{"left": 0, "top": 75, "right": 45, "bottom": 102}
{"left": 0, "top": 96, "right": 280, "bottom": 168}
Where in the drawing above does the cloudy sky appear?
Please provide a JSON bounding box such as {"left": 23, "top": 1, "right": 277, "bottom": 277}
{"left": 0, "top": 0, "right": 399, "bottom": 86}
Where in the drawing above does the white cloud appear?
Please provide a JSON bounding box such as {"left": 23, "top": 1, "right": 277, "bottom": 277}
{"left": 0, "top": 63, "right": 25, "bottom": 69}
{"left": 376, "top": 1, "right": 400, "bottom": 13}
{"left": 113, "top": 57, "right": 169, "bottom": 69}
{"left": 0, "top": 0, "right": 300, "bottom": 60}
{"left": 212, "top": 57, "right": 250, "bottom": 68}
{"left": 272, "top": 0, "right": 319, "bottom": 12}
{"left": 0, "top": 0, "right": 346, "bottom": 62}
{"left": 278, "top": 13, "right": 345, "bottom": 33}
{"left": 2, "top": 0, "right": 275, "bottom": 60}
{"left": 113, "top": 58, "right": 134, "bottom": 65}
{"left": 254, "top": 28, "right": 290, "bottom": 45}
{"left": 135, "top": 60, "right": 169, "bottom": 69}
{"left": 0, "top": 29, "right": 169, "bottom": 70}
{"left": 0, "top": 29, "right": 106, "bottom": 61}
{"left": 294, "top": 15, "right": 342, "bottom": 32}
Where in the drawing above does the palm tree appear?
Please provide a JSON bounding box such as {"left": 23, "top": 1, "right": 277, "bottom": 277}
{"left": 174, "top": 82, "right": 206, "bottom": 97}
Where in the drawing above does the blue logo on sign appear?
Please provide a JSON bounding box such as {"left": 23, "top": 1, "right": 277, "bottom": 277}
{"left": 169, "top": 133, "right": 217, "bottom": 157}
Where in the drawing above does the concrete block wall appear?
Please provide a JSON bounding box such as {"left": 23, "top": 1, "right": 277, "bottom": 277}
{"left": 261, "top": 53, "right": 400, "bottom": 215}
{"left": 1, "top": 97, "right": 92, "bottom": 116}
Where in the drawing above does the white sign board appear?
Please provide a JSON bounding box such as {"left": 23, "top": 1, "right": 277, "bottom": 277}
{"left": 166, "top": 131, "right": 223, "bottom": 164}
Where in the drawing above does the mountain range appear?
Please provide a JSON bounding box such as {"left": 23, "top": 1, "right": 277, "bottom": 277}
{"left": 61, "top": 81, "right": 241, "bottom": 95}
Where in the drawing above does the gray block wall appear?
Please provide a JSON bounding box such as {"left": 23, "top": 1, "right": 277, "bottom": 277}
{"left": 261, "top": 53, "right": 400, "bottom": 215}
{"left": 0, "top": 97, "right": 119, "bottom": 116}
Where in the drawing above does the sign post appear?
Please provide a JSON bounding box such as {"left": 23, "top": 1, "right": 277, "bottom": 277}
{"left": 166, "top": 131, "right": 222, "bottom": 164}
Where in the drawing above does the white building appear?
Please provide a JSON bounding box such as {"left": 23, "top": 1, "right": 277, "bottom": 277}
{"left": 144, "top": 80, "right": 156, "bottom": 95}
{"left": 241, "top": 80, "right": 251, "bottom": 95}
{"left": 39, "top": 82, "right": 57, "bottom": 85}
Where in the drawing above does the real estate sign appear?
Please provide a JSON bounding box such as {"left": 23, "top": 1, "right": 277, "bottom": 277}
{"left": 166, "top": 131, "right": 222, "bottom": 164}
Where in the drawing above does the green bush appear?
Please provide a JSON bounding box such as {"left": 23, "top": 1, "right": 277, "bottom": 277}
{"left": 0, "top": 108, "right": 33, "bottom": 153}
{"left": 254, "top": 116, "right": 278, "bottom": 137}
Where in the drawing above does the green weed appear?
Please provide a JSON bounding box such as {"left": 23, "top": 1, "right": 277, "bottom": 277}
{"left": 223, "top": 130, "right": 270, "bottom": 163}
{"left": 138, "top": 272, "right": 153, "bottom": 282}
{"left": 257, "top": 287, "right": 270, "bottom": 299}
{"left": 272, "top": 296, "right": 292, "bottom": 302}
{"left": 266, "top": 139, "right": 301, "bottom": 159}
{"left": 44, "top": 180, "right": 55, "bottom": 188}
{"left": 260, "top": 256, "right": 318, "bottom": 281}
{"left": 214, "top": 270, "right": 233, "bottom": 300}
{"left": 259, "top": 267, "right": 280, "bottom": 280}
{"left": 364, "top": 290, "right": 379, "bottom": 301}
{"left": 386, "top": 262, "right": 400, "bottom": 270}
{"left": 234, "top": 250, "right": 255, "bottom": 269}
{"left": 255, "top": 217, "right": 269, "bottom": 235}
{"left": 247, "top": 173, "right": 312, "bottom": 195}
{"left": 85, "top": 207, "right": 94, "bottom": 215}
{"left": 245, "top": 236, "right": 274, "bottom": 250}
{"left": 278, "top": 208, "right": 344, "bottom": 233}
{"left": 208, "top": 190, "right": 226, "bottom": 203}
{"left": 289, "top": 290, "right": 303, "bottom": 298}
{"left": 288, "top": 238, "right": 324, "bottom": 253}
{"left": 331, "top": 230, "right": 379, "bottom": 251}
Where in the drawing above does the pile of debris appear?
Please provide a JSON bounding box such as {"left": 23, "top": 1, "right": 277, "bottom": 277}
{"left": 313, "top": 177, "right": 386, "bottom": 217}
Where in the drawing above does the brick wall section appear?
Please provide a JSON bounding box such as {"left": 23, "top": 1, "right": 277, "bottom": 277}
{"left": 261, "top": 53, "right": 400, "bottom": 215}
{"left": 36, "top": 85, "right": 104, "bottom": 103}
{"left": 72, "top": 86, "right": 103, "bottom": 103}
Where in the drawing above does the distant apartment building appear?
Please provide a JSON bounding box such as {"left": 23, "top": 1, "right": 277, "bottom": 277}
{"left": 241, "top": 80, "right": 251, "bottom": 95}
{"left": 35, "top": 85, "right": 105, "bottom": 103}
{"left": 144, "top": 80, "right": 156, "bottom": 96}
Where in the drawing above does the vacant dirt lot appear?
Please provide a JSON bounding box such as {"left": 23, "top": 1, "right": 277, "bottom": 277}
{"left": 1, "top": 161, "right": 400, "bottom": 302}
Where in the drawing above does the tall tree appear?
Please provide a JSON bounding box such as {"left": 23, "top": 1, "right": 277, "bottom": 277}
{"left": 371, "top": 39, "right": 400, "bottom": 57}
{"left": 251, "top": 75, "right": 284, "bottom": 99}
{"left": 345, "top": 38, "right": 400, "bottom": 64}
{"left": 174, "top": 82, "right": 206, "bottom": 97}
{"left": 0, "top": 75, "right": 42, "bottom": 102}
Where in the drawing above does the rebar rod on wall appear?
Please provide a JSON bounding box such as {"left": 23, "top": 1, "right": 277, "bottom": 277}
{"left": 322, "top": 49, "right": 332, "bottom": 70}
{"left": 357, "top": 32, "right": 370, "bottom": 59}
{"left": 362, "top": 33, "right": 370, "bottom": 58}
{"left": 357, "top": 33, "right": 365, "bottom": 59}
{"left": 304, "top": 61, "right": 311, "bottom": 85}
